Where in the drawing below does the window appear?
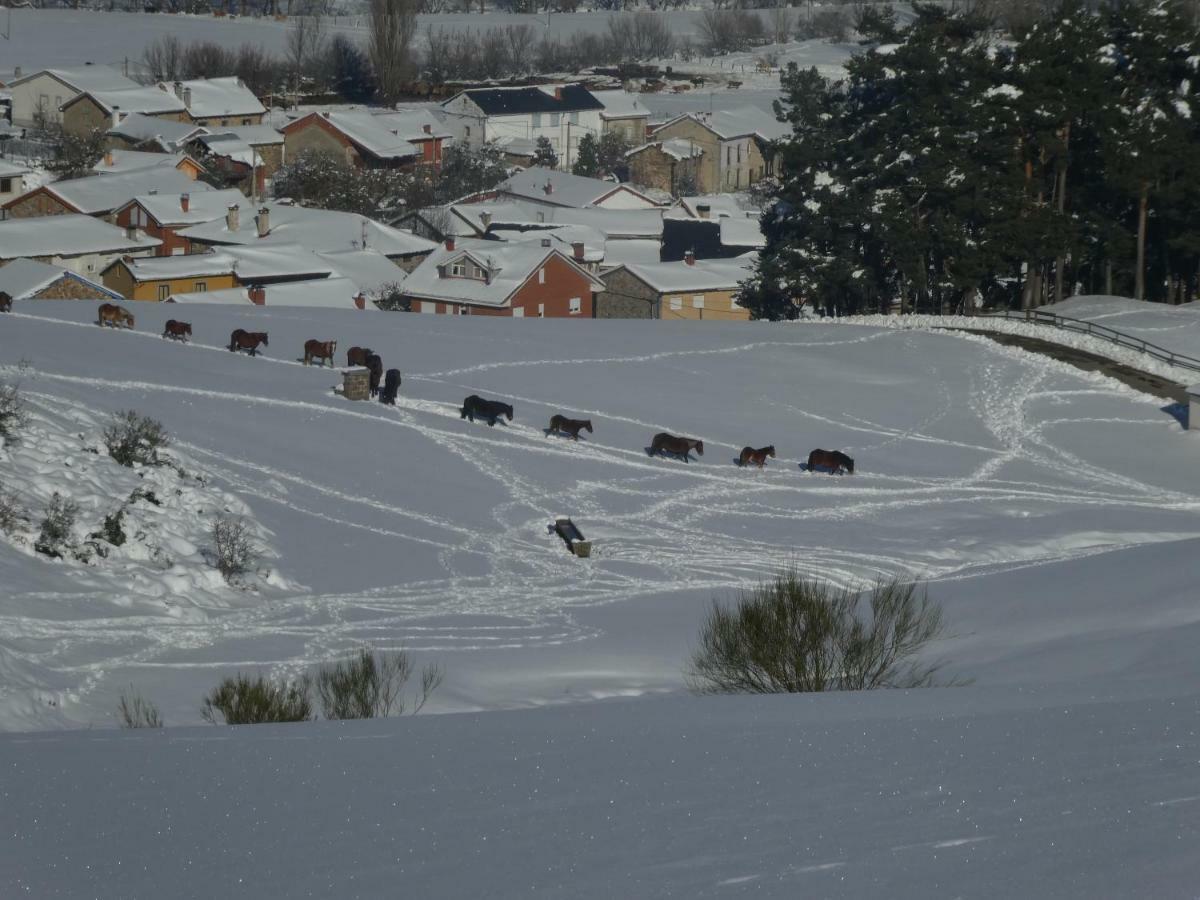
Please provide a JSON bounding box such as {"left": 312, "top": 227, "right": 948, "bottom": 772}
{"left": 242, "top": 118, "right": 251, "bottom": 125}
{"left": 421, "top": 301, "right": 437, "bottom": 313}
{"left": 465, "top": 126, "right": 471, "bottom": 139}
{"left": 538, "top": 267, "right": 545, "bottom": 284}
{"left": 54, "top": 96, "right": 62, "bottom": 120}
{"left": 451, "top": 261, "right": 465, "bottom": 277}
{"left": 536, "top": 212, "right": 545, "bottom": 223}
{"left": 569, "top": 112, "right": 579, "bottom": 125}
{"left": 512, "top": 306, "right": 524, "bottom": 318}
{"left": 669, "top": 296, "right": 682, "bottom": 311}
{"left": 158, "top": 284, "right": 170, "bottom": 301}
{"left": 221, "top": 119, "right": 229, "bottom": 126}
{"left": 692, "top": 296, "right": 704, "bottom": 309}
{"left": 532, "top": 113, "right": 542, "bottom": 128}
{"left": 538, "top": 303, "right": 545, "bottom": 318}
{"left": 193, "top": 281, "right": 207, "bottom": 292}
{"left": 0, "top": 178, "right": 10, "bottom": 193}
{"left": 550, "top": 113, "right": 561, "bottom": 128}
{"left": 726, "top": 145, "right": 731, "bottom": 166}
{"left": 171, "top": 246, "right": 184, "bottom": 256}
{"left": 736, "top": 143, "right": 742, "bottom": 164}
{"left": 569, "top": 297, "right": 581, "bottom": 315}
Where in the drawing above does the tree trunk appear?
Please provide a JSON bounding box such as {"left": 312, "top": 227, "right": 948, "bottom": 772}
{"left": 1053, "top": 124, "right": 1069, "bottom": 304}
{"left": 1135, "top": 182, "right": 1149, "bottom": 301}
{"left": 1105, "top": 259, "right": 1113, "bottom": 296}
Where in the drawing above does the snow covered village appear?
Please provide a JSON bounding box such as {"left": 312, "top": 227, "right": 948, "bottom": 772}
{"left": 1, "top": 0, "right": 1199, "bottom": 896}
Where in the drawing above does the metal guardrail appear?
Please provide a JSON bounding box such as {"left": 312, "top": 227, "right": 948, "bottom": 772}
{"left": 987, "top": 309, "right": 1200, "bottom": 375}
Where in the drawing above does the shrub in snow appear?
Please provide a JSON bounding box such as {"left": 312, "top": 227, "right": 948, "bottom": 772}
{"left": 0, "top": 382, "right": 29, "bottom": 441}
{"left": 316, "top": 648, "right": 443, "bottom": 720}
{"left": 687, "top": 570, "right": 950, "bottom": 694}
{"left": 35, "top": 493, "right": 79, "bottom": 559}
{"left": 101, "top": 508, "right": 127, "bottom": 547}
{"left": 117, "top": 689, "right": 163, "bottom": 729}
{"left": 201, "top": 673, "right": 314, "bottom": 725}
{"left": 210, "top": 514, "right": 259, "bottom": 583}
{"left": 0, "top": 483, "right": 27, "bottom": 535}
{"left": 103, "top": 411, "right": 170, "bottom": 468}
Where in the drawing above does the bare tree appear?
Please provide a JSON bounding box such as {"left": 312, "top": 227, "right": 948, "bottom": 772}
{"left": 769, "top": 4, "right": 795, "bottom": 45}
{"left": 286, "top": 14, "right": 327, "bottom": 85}
{"left": 140, "top": 34, "right": 184, "bottom": 84}
{"left": 370, "top": 0, "right": 419, "bottom": 105}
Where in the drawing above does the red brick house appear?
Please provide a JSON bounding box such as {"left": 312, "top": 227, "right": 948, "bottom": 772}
{"left": 113, "top": 188, "right": 247, "bottom": 256}
{"left": 400, "top": 237, "right": 603, "bottom": 317}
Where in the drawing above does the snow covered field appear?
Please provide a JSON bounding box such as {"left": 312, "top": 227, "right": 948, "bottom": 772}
{"left": 2, "top": 299, "right": 1200, "bottom": 732}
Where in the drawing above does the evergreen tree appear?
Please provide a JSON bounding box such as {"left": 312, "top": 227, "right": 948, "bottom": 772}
{"left": 533, "top": 136, "right": 558, "bottom": 169}
{"left": 597, "top": 132, "right": 630, "bottom": 177}
{"left": 572, "top": 133, "right": 600, "bottom": 178}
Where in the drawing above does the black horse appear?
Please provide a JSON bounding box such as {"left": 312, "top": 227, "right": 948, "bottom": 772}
{"left": 461, "top": 394, "right": 513, "bottom": 426}
{"left": 364, "top": 353, "right": 384, "bottom": 398}
{"left": 380, "top": 369, "right": 401, "bottom": 405}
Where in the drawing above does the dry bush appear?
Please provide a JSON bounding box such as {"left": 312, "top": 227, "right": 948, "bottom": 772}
{"left": 316, "top": 648, "right": 443, "bottom": 719}
{"left": 118, "top": 688, "right": 164, "bottom": 728}
{"left": 201, "top": 673, "right": 314, "bottom": 725}
{"left": 211, "top": 514, "right": 260, "bottom": 583}
{"left": 102, "top": 410, "right": 169, "bottom": 468}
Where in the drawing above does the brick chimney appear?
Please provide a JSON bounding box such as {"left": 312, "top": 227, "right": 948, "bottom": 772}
{"left": 13, "top": 66, "right": 20, "bottom": 79}
{"left": 226, "top": 203, "right": 239, "bottom": 231}
{"left": 354, "top": 293, "right": 366, "bottom": 310}
{"left": 104, "top": 149, "right": 114, "bottom": 167}
{"left": 554, "top": 86, "right": 563, "bottom": 100}
{"left": 111, "top": 104, "right": 121, "bottom": 128}
{"left": 541, "top": 238, "right": 552, "bottom": 248}
{"left": 255, "top": 206, "right": 270, "bottom": 238}
{"left": 125, "top": 224, "right": 138, "bottom": 241}
{"left": 543, "top": 180, "right": 553, "bottom": 195}
{"left": 696, "top": 203, "right": 710, "bottom": 219}
{"left": 248, "top": 284, "right": 265, "bottom": 305}
{"left": 423, "top": 123, "right": 431, "bottom": 134}
{"left": 684, "top": 249, "right": 695, "bottom": 266}
{"left": 180, "top": 193, "right": 190, "bottom": 213}
{"left": 173, "top": 81, "right": 183, "bottom": 99}
{"left": 572, "top": 241, "right": 584, "bottom": 261}
{"left": 445, "top": 237, "right": 455, "bottom": 251}
{"left": 479, "top": 211, "right": 492, "bottom": 229}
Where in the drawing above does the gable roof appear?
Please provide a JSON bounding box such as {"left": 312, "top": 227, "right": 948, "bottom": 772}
{"left": 0, "top": 257, "right": 122, "bottom": 300}
{"left": 91, "top": 149, "right": 202, "bottom": 177}
{"left": 107, "top": 113, "right": 208, "bottom": 151}
{"left": 162, "top": 77, "right": 265, "bottom": 119}
{"left": 281, "top": 110, "right": 426, "bottom": 162}
{"left": 497, "top": 167, "right": 659, "bottom": 210}
{"left": 205, "top": 124, "right": 284, "bottom": 146}
{"left": 0, "top": 214, "right": 161, "bottom": 261}
{"left": 451, "top": 84, "right": 602, "bottom": 116}
{"left": 627, "top": 138, "right": 704, "bottom": 161}
{"left": 10, "top": 65, "right": 136, "bottom": 93}
{"left": 7, "top": 168, "right": 209, "bottom": 216}
{"left": 63, "top": 86, "right": 185, "bottom": 117}
{"left": 103, "top": 251, "right": 237, "bottom": 282}
{"left": 402, "top": 239, "right": 603, "bottom": 307}
{"left": 317, "top": 248, "right": 410, "bottom": 296}
{"left": 451, "top": 201, "right": 665, "bottom": 240}
{"left": 0, "top": 160, "right": 29, "bottom": 179}
{"left": 223, "top": 243, "right": 336, "bottom": 282}
{"left": 592, "top": 90, "right": 650, "bottom": 120}
{"left": 119, "top": 188, "right": 248, "bottom": 228}
{"left": 169, "top": 276, "right": 366, "bottom": 309}
{"left": 659, "top": 109, "right": 790, "bottom": 143}
{"left": 606, "top": 254, "right": 757, "bottom": 294}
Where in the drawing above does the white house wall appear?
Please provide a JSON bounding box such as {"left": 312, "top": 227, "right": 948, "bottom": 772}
{"left": 9, "top": 74, "right": 73, "bottom": 128}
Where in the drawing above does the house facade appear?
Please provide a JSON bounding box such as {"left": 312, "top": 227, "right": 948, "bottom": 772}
{"left": 595, "top": 253, "right": 754, "bottom": 320}
{"left": 650, "top": 110, "right": 785, "bottom": 193}
{"left": 626, "top": 140, "right": 704, "bottom": 197}
{"left": 61, "top": 88, "right": 188, "bottom": 137}
{"left": 281, "top": 110, "right": 447, "bottom": 171}
{"left": 0, "top": 161, "right": 29, "bottom": 206}
{"left": 160, "top": 77, "right": 266, "bottom": 128}
{"left": 101, "top": 253, "right": 238, "bottom": 301}
{"left": 593, "top": 90, "right": 649, "bottom": 146}
{"left": 7, "top": 65, "right": 139, "bottom": 128}
{"left": 441, "top": 85, "right": 603, "bottom": 171}
{"left": 113, "top": 188, "right": 248, "bottom": 256}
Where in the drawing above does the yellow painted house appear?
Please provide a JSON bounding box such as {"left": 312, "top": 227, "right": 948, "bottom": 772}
{"left": 101, "top": 252, "right": 237, "bottom": 301}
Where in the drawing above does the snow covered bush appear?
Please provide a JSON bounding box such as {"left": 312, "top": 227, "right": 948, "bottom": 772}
{"left": 102, "top": 411, "right": 169, "bottom": 468}
{"left": 100, "top": 508, "right": 127, "bottom": 547}
{"left": 35, "top": 493, "right": 79, "bottom": 559}
{"left": 0, "top": 382, "right": 29, "bottom": 441}
{"left": 201, "top": 673, "right": 314, "bottom": 725}
{"left": 0, "top": 483, "right": 27, "bottom": 535}
{"left": 117, "top": 689, "right": 163, "bottom": 729}
{"left": 687, "top": 570, "right": 949, "bottom": 694}
{"left": 210, "top": 515, "right": 260, "bottom": 583}
{"left": 316, "top": 648, "right": 443, "bottom": 720}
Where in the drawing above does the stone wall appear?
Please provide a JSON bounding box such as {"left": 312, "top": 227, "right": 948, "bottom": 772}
{"left": 34, "top": 276, "right": 112, "bottom": 300}
{"left": 596, "top": 267, "right": 656, "bottom": 319}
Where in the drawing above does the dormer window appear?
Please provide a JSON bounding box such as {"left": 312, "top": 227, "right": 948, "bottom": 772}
{"left": 451, "top": 261, "right": 466, "bottom": 277}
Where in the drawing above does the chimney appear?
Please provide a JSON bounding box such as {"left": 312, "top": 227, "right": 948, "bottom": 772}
{"left": 423, "top": 123, "right": 431, "bottom": 134}
{"left": 248, "top": 284, "right": 265, "bottom": 305}
{"left": 226, "top": 203, "right": 240, "bottom": 231}
{"left": 104, "top": 149, "right": 114, "bottom": 167}
{"left": 543, "top": 180, "right": 553, "bottom": 195}
{"left": 180, "top": 193, "right": 190, "bottom": 213}
{"left": 445, "top": 237, "right": 455, "bottom": 251}
{"left": 111, "top": 104, "right": 121, "bottom": 128}
{"left": 572, "top": 241, "right": 584, "bottom": 261}
{"left": 479, "top": 211, "right": 492, "bottom": 229}
{"left": 540, "top": 238, "right": 551, "bottom": 248}
{"left": 354, "top": 292, "right": 366, "bottom": 310}
{"left": 322, "top": 111, "right": 330, "bottom": 118}
{"left": 554, "top": 86, "right": 563, "bottom": 100}
{"left": 684, "top": 249, "right": 695, "bottom": 266}
{"left": 125, "top": 224, "right": 138, "bottom": 241}
{"left": 13, "top": 66, "right": 20, "bottom": 79}
{"left": 182, "top": 87, "right": 192, "bottom": 110}
{"left": 256, "top": 206, "right": 270, "bottom": 238}
{"left": 696, "top": 203, "right": 710, "bottom": 219}
{"left": 173, "top": 81, "right": 183, "bottom": 99}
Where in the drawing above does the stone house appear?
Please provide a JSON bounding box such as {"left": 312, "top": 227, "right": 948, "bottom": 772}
{"left": 281, "top": 109, "right": 447, "bottom": 170}
{"left": 0, "top": 258, "right": 124, "bottom": 302}
{"left": 2, "top": 168, "right": 206, "bottom": 222}
{"left": 7, "top": 65, "right": 139, "bottom": 128}
{"left": 158, "top": 77, "right": 266, "bottom": 128}
{"left": 593, "top": 90, "right": 650, "bottom": 146}
{"left": 650, "top": 109, "right": 787, "bottom": 193}
{"left": 625, "top": 139, "right": 704, "bottom": 197}
{"left": 61, "top": 87, "right": 188, "bottom": 138}
{"left": 595, "top": 251, "right": 755, "bottom": 320}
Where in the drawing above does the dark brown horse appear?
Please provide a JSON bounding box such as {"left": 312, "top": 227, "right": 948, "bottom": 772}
{"left": 346, "top": 346, "right": 373, "bottom": 367}
{"left": 97, "top": 303, "right": 135, "bottom": 329}
{"left": 303, "top": 339, "right": 337, "bottom": 367}
{"left": 229, "top": 329, "right": 269, "bottom": 356}
{"left": 380, "top": 368, "right": 401, "bottom": 405}
{"left": 364, "top": 353, "right": 383, "bottom": 397}
{"left": 461, "top": 395, "right": 513, "bottom": 426}
{"left": 807, "top": 449, "right": 854, "bottom": 475}
{"left": 649, "top": 432, "right": 703, "bottom": 462}
{"left": 162, "top": 319, "right": 192, "bottom": 341}
{"left": 0, "top": 291, "right": 11, "bottom": 313}
{"left": 738, "top": 445, "right": 775, "bottom": 468}
{"left": 546, "top": 414, "right": 593, "bottom": 441}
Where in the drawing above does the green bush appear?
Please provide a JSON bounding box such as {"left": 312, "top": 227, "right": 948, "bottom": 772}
{"left": 317, "top": 648, "right": 443, "bottom": 720}
{"left": 201, "top": 673, "right": 314, "bottom": 725}
{"left": 687, "top": 570, "right": 949, "bottom": 694}
{"left": 103, "top": 410, "right": 169, "bottom": 467}
{"left": 117, "top": 688, "right": 163, "bottom": 728}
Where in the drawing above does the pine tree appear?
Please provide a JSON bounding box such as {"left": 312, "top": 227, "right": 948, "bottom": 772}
{"left": 597, "top": 132, "right": 630, "bottom": 177}
{"left": 533, "top": 136, "right": 558, "bottom": 170}
{"left": 572, "top": 133, "right": 600, "bottom": 177}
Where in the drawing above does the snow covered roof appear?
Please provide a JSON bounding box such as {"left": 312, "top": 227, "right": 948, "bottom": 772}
{"left": 592, "top": 90, "right": 650, "bottom": 120}
{"left": 628, "top": 138, "right": 704, "bottom": 161}
{"left": 222, "top": 243, "right": 336, "bottom": 282}
{"left": 452, "top": 201, "right": 665, "bottom": 240}
{"left": 28, "top": 168, "right": 209, "bottom": 215}
{"left": 491, "top": 223, "right": 607, "bottom": 263}
{"left": 317, "top": 248, "right": 409, "bottom": 296}
{"left": 719, "top": 216, "right": 765, "bottom": 249}
{"left": 661, "top": 108, "right": 789, "bottom": 143}
{"left": 64, "top": 86, "right": 185, "bottom": 117}
{"left": 492, "top": 135, "right": 536, "bottom": 158}
{"left": 403, "top": 240, "right": 602, "bottom": 307}
{"left": 281, "top": 109, "right": 443, "bottom": 162}
{"left": 91, "top": 149, "right": 201, "bottom": 177}
{"left": 193, "top": 133, "right": 257, "bottom": 166}
{"left": 107, "top": 113, "right": 208, "bottom": 151}
{"left": 169, "top": 276, "right": 366, "bottom": 309}
{"left": 0, "top": 213, "right": 161, "bottom": 261}
{"left": 676, "top": 195, "right": 757, "bottom": 220}
{"left": 10, "top": 64, "right": 136, "bottom": 93}
{"left": 162, "top": 77, "right": 266, "bottom": 119}
{"left": 0, "top": 257, "right": 121, "bottom": 300}
{"left": 122, "top": 188, "right": 247, "bottom": 227}
{"left": 0, "top": 160, "right": 29, "bottom": 178}
{"left": 451, "top": 84, "right": 602, "bottom": 116}
{"left": 612, "top": 254, "right": 757, "bottom": 294}
{"left": 205, "top": 124, "right": 284, "bottom": 146}
{"left": 179, "top": 202, "right": 439, "bottom": 259}
{"left": 601, "top": 238, "right": 662, "bottom": 267}
{"left": 107, "top": 251, "right": 237, "bottom": 281}
{"left": 497, "top": 167, "right": 657, "bottom": 209}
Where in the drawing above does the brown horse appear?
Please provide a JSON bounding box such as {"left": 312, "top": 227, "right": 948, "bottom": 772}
{"left": 461, "top": 394, "right": 513, "bottom": 426}
{"left": 807, "top": 449, "right": 854, "bottom": 475}
{"left": 346, "top": 346, "right": 373, "bottom": 367}
{"left": 0, "top": 291, "right": 11, "bottom": 313}
{"left": 546, "top": 414, "right": 593, "bottom": 441}
{"left": 162, "top": 319, "right": 192, "bottom": 342}
{"left": 738, "top": 445, "right": 775, "bottom": 468}
{"left": 97, "top": 303, "right": 134, "bottom": 329}
{"left": 229, "top": 329, "right": 269, "bottom": 356}
{"left": 303, "top": 339, "right": 337, "bottom": 367}
{"left": 365, "top": 353, "right": 383, "bottom": 397}
{"left": 649, "top": 432, "right": 703, "bottom": 462}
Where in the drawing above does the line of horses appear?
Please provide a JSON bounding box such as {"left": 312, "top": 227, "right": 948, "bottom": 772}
{"left": 86, "top": 303, "right": 856, "bottom": 474}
